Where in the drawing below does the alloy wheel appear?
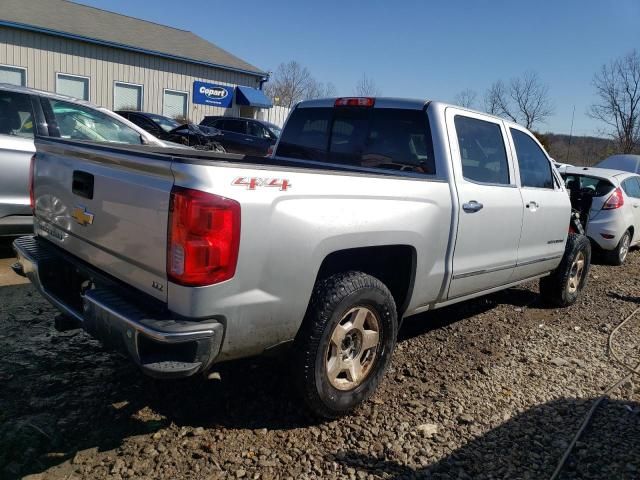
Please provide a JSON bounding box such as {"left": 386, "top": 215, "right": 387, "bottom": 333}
{"left": 325, "top": 306, "right": 381, "bottom": 391}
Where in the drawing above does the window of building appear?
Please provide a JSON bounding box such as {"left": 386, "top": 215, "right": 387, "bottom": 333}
{"left": 0, "top": 90, "right": 34, "bottom": 138}
{"left": 510, "top": 128, "right": 554, "bottom": 189}
{"left": 0, "top": 65, "right": 26, "bottom": 86}
{"left": 56, "top": 73, "right": 89, "bottom": 101}
{"left": 43, "top": 98, "right": 142, "bottom": 144}
{"left": 163, "top": 90, "right": 187, "bottom": 119}
{"left": 455, "top": 115, "right": 509, "bottom": 185}
{"left": 114, "top": 82, "right": 143, "bottom": 111}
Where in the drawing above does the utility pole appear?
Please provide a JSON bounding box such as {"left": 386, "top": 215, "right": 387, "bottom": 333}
{"left": 566, "top": 105, "right": 575, "bottom": 163}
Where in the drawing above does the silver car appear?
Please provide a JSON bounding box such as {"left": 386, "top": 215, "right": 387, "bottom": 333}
{"left": 0, "top": 83, "right": 182, "bottom": 236}
{"left": 595, "top": 154, "right": 640, "bottom": 174}
{"left": 562, "top": 165, "right": 640, "bottom": 264}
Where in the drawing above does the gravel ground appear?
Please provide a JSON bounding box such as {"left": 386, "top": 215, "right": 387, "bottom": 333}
{"left": 1, "top": 239, "right": 639, "bottom": 480}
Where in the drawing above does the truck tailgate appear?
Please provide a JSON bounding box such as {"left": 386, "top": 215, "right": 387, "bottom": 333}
{"left": 33, "top": 138, "right": 174, "bottom": 301}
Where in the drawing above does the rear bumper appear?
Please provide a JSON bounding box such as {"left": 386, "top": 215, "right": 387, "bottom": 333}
{"left": 12, "top": 235, "right": 224, "bottom": 379}
{"left": 585, "top": 213, "right": 626, "bottom": 250}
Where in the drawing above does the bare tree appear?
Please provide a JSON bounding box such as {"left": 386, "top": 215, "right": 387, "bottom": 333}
{"left": 483, "top": 81, "right": 508, "bottom": 115}
{"left": 306, "top": 80, "right": 338, "bottom": 99}
{"left": 354, "top": 73, "right": 381, "bottom": 96}
{"left": 264, "top": 61, "right": 339, "bottom": 106}
{"left": 510, "top": 72, "right": 554, "bottom": 129}
{"left": 263, "top": 61, "right": 316, "bottom": 107}
{"left": 589, "top": 49, "right": 640, "bottom": 153}
{"left": 453, "top": 89, "right": 478, "bottom": 108}
{"left": 482, "top": 72, "right": 554, "bottom": 129}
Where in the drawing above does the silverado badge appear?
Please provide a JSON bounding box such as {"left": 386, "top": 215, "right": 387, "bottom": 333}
{"left": 71, "top": 206, "right": 94, "bottom": 226}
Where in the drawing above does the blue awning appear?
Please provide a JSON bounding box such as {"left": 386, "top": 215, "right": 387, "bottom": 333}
{"left": 235, "top": 86, "right": 273, "bottom": 108}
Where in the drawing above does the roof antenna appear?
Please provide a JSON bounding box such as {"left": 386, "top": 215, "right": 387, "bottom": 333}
{"left": 566, "top": 105, "right": 575, "bottom": 164}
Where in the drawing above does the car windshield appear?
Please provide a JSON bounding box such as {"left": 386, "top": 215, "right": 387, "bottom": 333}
{"left": 48, "top": 100, "right": 142, "bottom": 144}
{"left": 197, "top": 125, "right": 219, "bottom": 135}
{"left": 145, "top": 113, "right": 181, "bottom": 132}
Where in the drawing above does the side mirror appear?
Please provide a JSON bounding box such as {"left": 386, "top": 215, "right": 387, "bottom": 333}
{"left": 140, "top": 134, "right": 149, "bottom": 145}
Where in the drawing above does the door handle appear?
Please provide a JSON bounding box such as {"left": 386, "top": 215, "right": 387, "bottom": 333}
{"left": 526, "top": 201, "right": 539, "bottom": 210}
{"left": 634, "top": 204, "right": 639, "bottom": 209}
{"left": 244, "top": 138, "right": 254, "bottom": 142}
{"left": 462, "top": 200, "right": 483, "bottom": 213}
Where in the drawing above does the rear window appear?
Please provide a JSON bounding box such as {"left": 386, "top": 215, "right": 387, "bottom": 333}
{"left": 562, "top": 174, "right": 615, "bottom": 197}
{"left": 276, "top": 107, "right": 435, "bottom": 175}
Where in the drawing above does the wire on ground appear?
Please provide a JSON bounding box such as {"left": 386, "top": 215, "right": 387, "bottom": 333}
{"left": 549, "top": 305, "right": 640, "bottom": 480}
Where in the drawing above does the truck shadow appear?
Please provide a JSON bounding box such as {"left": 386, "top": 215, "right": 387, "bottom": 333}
{"left": 0, "top": 282, "right": 560, "bottom": 478}
{"left": 0, "top": 238, "right": 15, "bottom": 259}
{"left": 399, "top": 286, "right": 542, "bottom": 343}
{"left": 326, "top": 397, "right": 640, "bottom": 479}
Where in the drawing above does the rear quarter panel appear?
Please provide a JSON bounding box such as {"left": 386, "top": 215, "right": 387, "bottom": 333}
{"left": 169, "top": 161, "right": 453, "bottom": 360}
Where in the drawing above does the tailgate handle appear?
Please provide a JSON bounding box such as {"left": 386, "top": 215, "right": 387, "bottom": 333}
{"left": 72, "top": 171, "right": 94, "bottom": 199}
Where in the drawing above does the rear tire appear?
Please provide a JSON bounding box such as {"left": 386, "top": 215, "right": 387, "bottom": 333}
{"left": 293, "top": 271, "right": 397, "bottom": 419}
{"left": 540, "top": 233, "right": 591, "bottom": 307}
{"left": 604, "top": 229, "right": 631, "bottom": 266}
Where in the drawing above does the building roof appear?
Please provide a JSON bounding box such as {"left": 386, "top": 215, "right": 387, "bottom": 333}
{"left": 0, "top": 0, "right": 267, "bottom": 77}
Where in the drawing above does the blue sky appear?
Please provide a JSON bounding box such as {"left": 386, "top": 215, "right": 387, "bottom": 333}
{"left": 77, "top": 0, "right": 639, "bottom": 136}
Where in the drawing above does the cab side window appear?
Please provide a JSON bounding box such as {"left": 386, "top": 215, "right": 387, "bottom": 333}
{"left": 511, "top": 129, "right": 554, "bottom": 189}
{"left": 455, "top": 115, "right": 510, "bottom": 185}
{"left": 0, "top": 91, "right": 35, "bottom": 138}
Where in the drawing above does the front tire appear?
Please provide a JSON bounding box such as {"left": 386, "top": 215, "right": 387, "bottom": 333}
{"left": 604, "top": 229, "right": 631, "bottom": 266}
{"left": 293, "top": 271, "right": 398, "bottom": 419}
{"left": 540, "top": 233, "right": 591, "bottom": 307}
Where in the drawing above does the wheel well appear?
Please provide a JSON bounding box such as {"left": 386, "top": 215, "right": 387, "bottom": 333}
{"left": 315, "top": 245, "right": 416, "bottom": 317}
{"left": 628, "top": 226, "right": 634, "bottom": 241}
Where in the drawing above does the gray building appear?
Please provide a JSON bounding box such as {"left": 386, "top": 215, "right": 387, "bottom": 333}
{"left": 0, "top": 0, "right": 271, "bottom": 123}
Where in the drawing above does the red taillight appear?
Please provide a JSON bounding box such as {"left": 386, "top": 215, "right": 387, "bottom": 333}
{"left": 167, "top": 186, "right": 240, "bottom": 286}
{"left": 603, "top": 187, "right": 624, "bottom": 210}
{"left": 334, "top": 97, "right": 375, "bottom": 107}
{"left": 29, "top": 154, "right": 35, "bottom": 211}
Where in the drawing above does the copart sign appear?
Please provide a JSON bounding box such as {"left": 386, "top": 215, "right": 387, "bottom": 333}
{"left": 193, "top": 81, "right": 233, "bottom": 108}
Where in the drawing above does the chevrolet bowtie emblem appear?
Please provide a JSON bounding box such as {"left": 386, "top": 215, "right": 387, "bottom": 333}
{"left": 71, "top": 206, "right": 94, "bottom": 226}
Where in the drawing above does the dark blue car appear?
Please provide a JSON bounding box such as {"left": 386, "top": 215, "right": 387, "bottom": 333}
{"left": 199, "top": 116, "right": 281, "bottom": 156}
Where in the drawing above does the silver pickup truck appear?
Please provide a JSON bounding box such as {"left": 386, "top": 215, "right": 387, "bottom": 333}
{"left": 13, "top": 97, "right": 591, "bottom": 418}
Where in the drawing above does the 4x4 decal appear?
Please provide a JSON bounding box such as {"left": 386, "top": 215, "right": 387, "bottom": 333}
{"left": 232, "top": 177, "right": 291, "bottom": 191}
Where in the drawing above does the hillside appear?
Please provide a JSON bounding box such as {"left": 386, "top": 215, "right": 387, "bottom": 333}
{"left": 536, "top": 133, "right": 616, "bottom": 166}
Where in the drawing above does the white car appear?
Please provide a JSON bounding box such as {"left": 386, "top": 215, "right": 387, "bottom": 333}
{"left": 562, "top": 166, "right": 640, "bottom": 264}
